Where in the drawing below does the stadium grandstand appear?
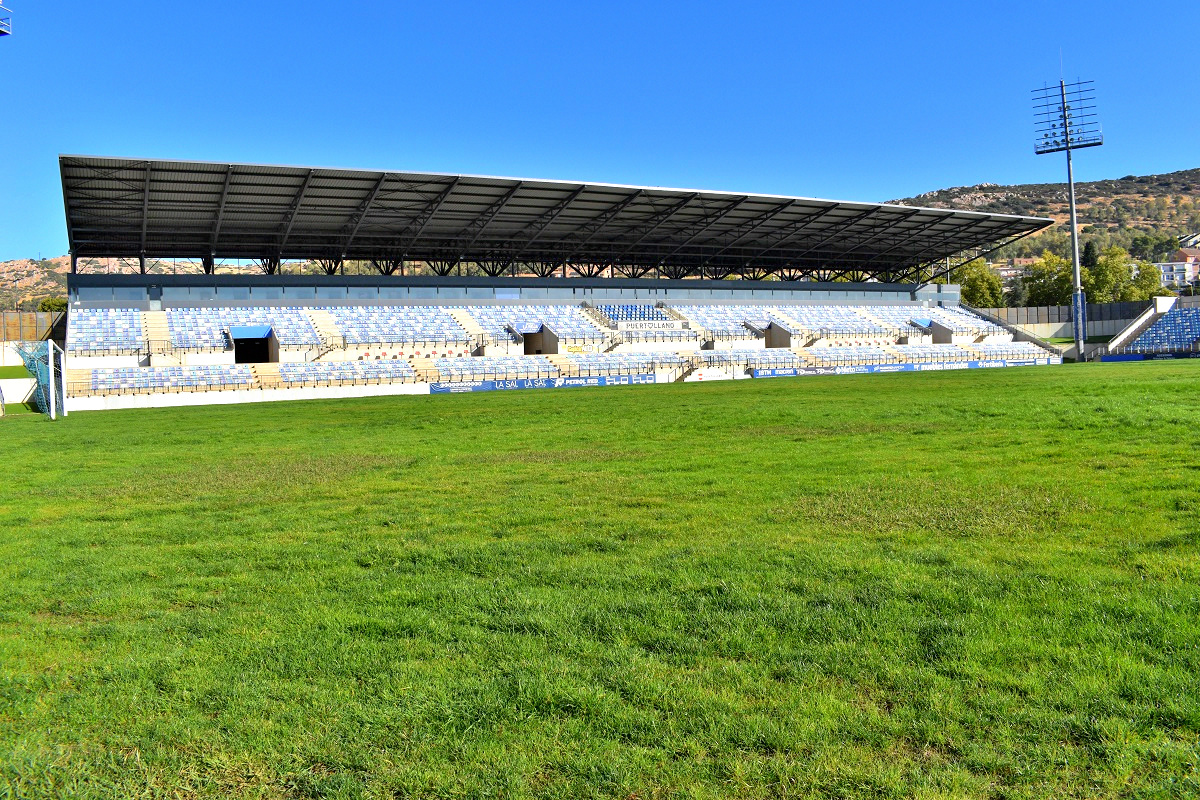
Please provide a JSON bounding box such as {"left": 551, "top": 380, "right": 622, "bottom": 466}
{"left": 52, "top": 155, "right": 1064, "bottom": 412}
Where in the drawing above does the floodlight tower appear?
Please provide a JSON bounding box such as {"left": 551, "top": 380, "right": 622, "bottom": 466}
{"left": 1033, "top": 79, "right": 1103, "bottom": 359}
{"left": 0, "top": 4, "right": 11, "bottom": 36}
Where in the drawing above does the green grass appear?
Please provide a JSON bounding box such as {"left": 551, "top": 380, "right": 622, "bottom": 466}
{"left": 0, "top": 365, "right": 32, "bottom": 379}
{"left": 2, "top": 362, "right": 1199, "bottom": 799}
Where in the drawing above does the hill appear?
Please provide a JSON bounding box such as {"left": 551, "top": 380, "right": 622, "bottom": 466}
{"left": 2, "top": 363, "right": 1199, "bottom": 797}
{"left": 893, "top": 168, "right": 1200, "bottom": 261}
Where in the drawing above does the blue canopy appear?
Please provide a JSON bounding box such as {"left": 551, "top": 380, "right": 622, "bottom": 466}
{"left": 228, "top": 325, "right": 272, "bottom": 339}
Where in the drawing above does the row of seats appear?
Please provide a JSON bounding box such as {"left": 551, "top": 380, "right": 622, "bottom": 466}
{"left": 1127, "top": 308, "right": 1200, "bottom": 353}
{"left": 464, "top": 305, "right": 606, "bottom": 341}
{"left": 564, "top": 352, "right": 688, "bottom": 375}
{"left": 323, "top": 305, "right": 470, "bottom": 345}
{"left": 89, "top": 365, "right": 253, "bottom": 392}
{"left": 167, "top": 307, "right": 321, "bottom": 348}
{"left": 433, "top": 355, "right": 559, "bottom": 379}
{"left": 67, "top": 303, "right": 1009, "bottom": 352}
{"left": 279, "top": 360, "right": 416, "bottom": 384}
{"left": 595, "top": 304, "right": 674, "bottom": 323}
{"left": 67, "top": 308, "right": 143, "bottom": 352}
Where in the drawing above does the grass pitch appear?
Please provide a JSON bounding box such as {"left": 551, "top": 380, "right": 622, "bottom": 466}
{"left": 2, "top": 362, "right": 1198, "bottom": 799}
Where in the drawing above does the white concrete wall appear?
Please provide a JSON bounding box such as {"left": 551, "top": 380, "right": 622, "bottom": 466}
{"left": 66, "top": 381, "right": 433, "bottom": 413}
{"left": 610, "top": 340, "right": 700, "bottom": 354}
{"left": 0, "top": 377, "right": 35, "bottom": 404}
{"left": 67, "top": 354, "right": 145, "bottom": 369}
{"left": 707, "top": 338, "right": 765, "bottom": 350}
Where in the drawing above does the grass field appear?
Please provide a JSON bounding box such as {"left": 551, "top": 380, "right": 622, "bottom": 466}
{"left": 2, "top": 362, "right": 1198, "bottom": 799}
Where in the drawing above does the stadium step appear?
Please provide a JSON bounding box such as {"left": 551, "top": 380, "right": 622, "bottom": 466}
{"left": 447, "top": 308, "right": 487, "bottom": 341}
{"left": 304, "top": 309, "right": 343, "bottom": 353}
{"left": 142, "top": 311, "right": 169, "bottom": 352}
{"left": 251, "top": 362, "right": 281, "bottom": 389}
{"left": 581, "top": 305, "right": 616, "bottom": 330}
{"left": 409, "top": 356, "right": 439, "bottom": 382}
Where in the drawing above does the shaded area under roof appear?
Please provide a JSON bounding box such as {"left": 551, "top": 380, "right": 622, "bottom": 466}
{"left": 60, "top": 155, "right": 1053, "bottom": 282}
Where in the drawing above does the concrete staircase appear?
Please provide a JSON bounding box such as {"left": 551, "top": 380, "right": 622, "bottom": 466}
{"left": 142, "top": 311, "right": 169, "bottom": 352}
{"left": 448, "top": 308, "right": 489, "bottom": 347}
{"left": 251, "top": 362, "right": 281, "bottom": 389}
{"left": 409, "top": 356, "right": 439, "bottom": 382}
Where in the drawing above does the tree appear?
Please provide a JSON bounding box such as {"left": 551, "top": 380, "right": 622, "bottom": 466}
{"left": 1005, "top": 276, "right": 1029, "bottom": 307}
{"left": 1024, "top": 251, "right": 1075, "bottom": 306}
{"left": 952, "top": 259, "right": 1004, "bottom": 308}
{"left": 1081, "top": 240, "right": 1099, "bottom": 269}
{"left": 37, "top": 296, "right": 67, "bottom": 313}
{"left": 1083, "top": 246, "right": 1133, "bottom": 303}
{"left": 1125, "top": 260, "right": 1170, "bottom": 301}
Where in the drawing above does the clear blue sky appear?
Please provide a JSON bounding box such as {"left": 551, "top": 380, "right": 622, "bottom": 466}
{"left": 1, "top": 0, "right": 1197, "bottom": 260}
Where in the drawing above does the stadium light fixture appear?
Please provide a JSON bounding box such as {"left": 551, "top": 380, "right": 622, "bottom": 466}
{"left": 1032, "top": 79, "right": 1103, "bottom": 359}
{"left": 0, "top": 4, "right": 11, "bottom": 36}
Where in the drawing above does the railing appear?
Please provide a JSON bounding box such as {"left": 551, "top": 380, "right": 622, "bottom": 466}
{"left": 961, "top": 304, "right": 1066, "bottom": 358}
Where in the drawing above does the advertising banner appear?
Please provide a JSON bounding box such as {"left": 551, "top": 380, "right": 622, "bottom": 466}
{"left": 430, "top": 373, "right": 655, "bottom": 394}
{"left": 750, "top": 357, "right": 1062, "bottom": 379}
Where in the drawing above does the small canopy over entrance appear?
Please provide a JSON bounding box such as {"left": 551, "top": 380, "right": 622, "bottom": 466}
{"left": 228, "top": 325, "right": 276, "bottom": 364}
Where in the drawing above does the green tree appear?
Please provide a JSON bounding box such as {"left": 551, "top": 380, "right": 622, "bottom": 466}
{"left": 1125, "top": 260, "right": 1170, "bottom": 301}
{"left": 1005, "top": 276, "right": 1029, "bottom": 307}
{"left": 1024, "top": 251, "right": 1075, "bottom": 306}
{"left": 952, "top": 259, "right": 1004, "bottom": 308}
{"left": 1083, "top": 246, "right": 1133, "bottom": 303}
{"left": 1081, "top": 240, "right": 1099, "bottom": 269}
{"left": 37, "top": 296, "right": 67, "bottom": 313}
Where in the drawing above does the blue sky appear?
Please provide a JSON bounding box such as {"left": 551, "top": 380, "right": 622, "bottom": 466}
{"left": 1, "top": 0, "right": 1197, "bottom": 260}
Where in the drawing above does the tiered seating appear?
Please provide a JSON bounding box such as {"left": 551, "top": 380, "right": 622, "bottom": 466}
{"left": 433, "top": 355, "right": 559, "bottom": 380}
{"left": 804, "top": 346, "right": 899, "bottom": 365}
{"left": 1126, "top": 308, "right": 1200, "bottom": 354}
{"left": 465, "top": 305, "right": 606, "bottom": 341}
{"left": 891, "top": 343, "right": 975, "bottom": 363}
{"left": 971, "top": 342, "right": 1051, "bottom": 360}
{"left": 68, "top": 308, "right": 144, "bottom": 352}
{"left": 775, "top": 305, "right": 895, "bottom": 337}
{"left": 167, "top": 308, "right": 321, "bottom": 349}
{"left": 279, "top": 360, "right": 416, "bottom": 384}
{"left": 324, "top": 306, "right": 471, "bottom": 345}
{"left": 922, "top": 306, "right": 1007, "bottom": 336}
{"left": 698, "top": 349, "right": 801, "bottom": 368}
{"left": 89, "top": 365, "right": 253, "bottom": 393}
{"left": 868, "top": 305, "right": 936, "bottom": 331}
{"left": 564, "top": 352, "right": 688, "bottom": 376}
{"left": 595, "top": 304, "right": 674, "bottom": 323}
{"left": 672, "top": 305, "right": 773, "bottom": 336}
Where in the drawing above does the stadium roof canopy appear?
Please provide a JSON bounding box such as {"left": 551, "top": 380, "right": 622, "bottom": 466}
{"left": 60, "top": 155, "right": 1053, "bottom": 282}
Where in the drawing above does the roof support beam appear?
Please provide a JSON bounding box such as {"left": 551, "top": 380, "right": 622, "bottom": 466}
{"left": 279, "top": 169, "right": 315, "bottom": 251}
{"left": 139, "top": 161, "right": 151, "bottom": 273}
{"left": 609, "top": 193, "right": 698, "bottom": 264}
{"left": 505, "top": 185, "right": 585, "bottom": 263}
{"left": 655, "top": 195, "right": 748, "bottom": 265}
{"left": 564, "top": 190, "right": 644, "bottom": 261}
{"left": 398, "top": 177, "right": 459, "bottom": 255}
{"left": 340, "top": 172, "right": 388, "bottom": 258}
{"left": 457, "top": 183, "right": 522, "bottom": 255}
{"left": 699, "top": 200, "right": 794, "bottom": 268}
{"left": 734, "top": 204, "right": 844, "bottom": 265}
{"left": 209, "top": 164, "right": 234, "bottom": 256}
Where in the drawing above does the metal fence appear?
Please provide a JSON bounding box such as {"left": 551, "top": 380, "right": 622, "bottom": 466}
{"left": 1, "top": 312, "right": 63, "bottom": 342}
{"left": 975, "top": 301, "right": 1149, "bottom": 325}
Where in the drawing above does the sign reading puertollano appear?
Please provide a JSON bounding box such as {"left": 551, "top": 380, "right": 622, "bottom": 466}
{"left": 616, "top": 320, "right": 685, "bottom": 331}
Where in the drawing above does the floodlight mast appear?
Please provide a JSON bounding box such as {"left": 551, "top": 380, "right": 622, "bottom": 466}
{"left": 0, "top": 4, "right": 11, "bottom": 37}
{"left": 1033, "top": 79, "right": 1103, "bottom": 359}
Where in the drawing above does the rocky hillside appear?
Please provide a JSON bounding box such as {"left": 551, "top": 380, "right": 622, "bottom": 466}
{"left": 894, "top": 168, "right": 1200, "bottom": 228}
